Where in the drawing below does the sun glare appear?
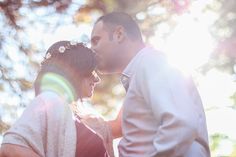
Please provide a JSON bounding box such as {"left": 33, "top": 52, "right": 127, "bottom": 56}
{"left": 163, "top": 14, "right": 215, "bottom": 74}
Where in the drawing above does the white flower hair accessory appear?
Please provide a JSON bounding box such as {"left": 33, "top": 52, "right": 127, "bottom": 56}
{"left": 58, "top": 46, "right": 66, "bottom": 53}
{"left": 70, "top": 40, "right": 77, "bottom": 46}
{"left": 58, "top": 40, "right": 81, "bottom": 53}
{"left": 45, "top": 52, "right": 51, "bottom": 59}
{"left": 42, "top": 41, "right": 86, "bottom": 64}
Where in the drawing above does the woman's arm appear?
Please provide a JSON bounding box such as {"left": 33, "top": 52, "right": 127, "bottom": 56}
{"left": 0, "top": 144, "right": 41, "bottom": 157}
{"left": 108, "top": 108, "right": 123, "bottom": 139}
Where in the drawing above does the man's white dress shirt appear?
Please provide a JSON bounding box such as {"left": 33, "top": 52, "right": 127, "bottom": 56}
{"left": 118, "top": 47, "right": 210, "bottom": 157}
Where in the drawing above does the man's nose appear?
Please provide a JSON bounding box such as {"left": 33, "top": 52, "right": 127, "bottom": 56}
{"left": 91, "top": 44, "right": 94, "bottom": 50}
{"left": 90, "top": 42, "right": 96, "bottom": 51}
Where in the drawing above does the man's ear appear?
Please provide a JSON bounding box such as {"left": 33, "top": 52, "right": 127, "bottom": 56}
{"left": 113, "top": 25, "right": 126, "bottom": 43}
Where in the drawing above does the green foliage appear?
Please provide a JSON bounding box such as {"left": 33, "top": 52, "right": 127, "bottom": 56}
{"left": 210, "top": 133, "right": 229, "bottom": 152}
{"left": 230, "top": 92, "right": 236, "bottom": 109}
{"left": 230, "top": 144, "right": 236, "bottom": 157}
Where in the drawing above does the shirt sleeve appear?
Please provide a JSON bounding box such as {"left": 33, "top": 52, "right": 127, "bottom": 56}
{"left": 136, "top": 54, "right": 198, "bottom": 156}
{"left": 2, "top": 96, "right": 47, "bottom": 157}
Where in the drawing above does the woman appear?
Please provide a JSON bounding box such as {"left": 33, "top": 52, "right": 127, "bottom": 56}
{"left": 0, "top": 41, "right": 117, "bottom": 157}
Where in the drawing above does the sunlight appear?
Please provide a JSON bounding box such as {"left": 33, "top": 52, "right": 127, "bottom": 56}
{"left": 207, "top": 107, "right": 236, "bottom": 140}
{"left": 198, "top": 69, "right": 236, "bottom": 109}
{"left": 42, "top": 24, "right": 92, "bottom": 48}
{"left": 164, "top": 14, "right": 215, "bottom": 74}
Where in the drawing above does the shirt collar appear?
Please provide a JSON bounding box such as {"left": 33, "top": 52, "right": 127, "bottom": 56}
{"left": 120, "top": 46, "right": 150, "bottom": 91}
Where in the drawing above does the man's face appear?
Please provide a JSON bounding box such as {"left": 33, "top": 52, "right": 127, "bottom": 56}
{"left": 91, "top": 21, "right": 118, "bottom": 73}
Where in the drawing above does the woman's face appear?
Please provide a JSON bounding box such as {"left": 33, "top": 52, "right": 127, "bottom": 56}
{"left": 80, "top": 71, "right": 100, "bottom": 98}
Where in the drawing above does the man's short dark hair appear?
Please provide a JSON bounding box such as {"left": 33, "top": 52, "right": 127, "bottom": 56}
{"left": 96, "top": 12, "right": 143, "bottom": 42}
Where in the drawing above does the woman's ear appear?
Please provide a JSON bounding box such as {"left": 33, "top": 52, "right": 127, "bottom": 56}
{"left": 113, "top": 25, "right": 126, "bottom": 43}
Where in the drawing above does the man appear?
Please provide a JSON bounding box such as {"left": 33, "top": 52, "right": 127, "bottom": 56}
{"left": 91, "top": 12, "right": 210, "bottom": 157}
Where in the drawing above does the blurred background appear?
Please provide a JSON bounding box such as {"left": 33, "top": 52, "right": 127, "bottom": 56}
{"left": 0, "top": 0, "right": 235, "bottom": 156}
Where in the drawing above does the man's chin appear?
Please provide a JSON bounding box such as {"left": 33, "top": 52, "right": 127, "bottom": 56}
{"left": 97, "top": 69, "right": 113, "bottom": 75}
{"left": 97, "top": 65, "right": 111, "bottom": 74}
{"left": 97, "top": 64, "right": 120, "bottom": 74}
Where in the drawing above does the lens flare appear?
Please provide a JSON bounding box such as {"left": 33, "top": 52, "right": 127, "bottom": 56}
{"left": 41, "top": 72, "right": 76, "bottom": 102}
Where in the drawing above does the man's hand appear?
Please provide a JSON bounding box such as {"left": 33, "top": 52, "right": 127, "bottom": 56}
{"left": 108, "top": 107, "right": 123, "bottom": 139}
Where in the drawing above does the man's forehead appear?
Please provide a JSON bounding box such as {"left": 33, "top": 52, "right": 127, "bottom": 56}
{"left": 92, "top": 21, "right": 105, "bottom": 35}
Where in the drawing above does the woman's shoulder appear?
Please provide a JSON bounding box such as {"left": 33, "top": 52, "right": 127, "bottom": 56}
{"left": 37, "top": 91, "right": 62, "bottom": 101}
{"left": 25, "top": 91, "right": 68, "bottom": 116}
{"left": 35, "top": 91, "right": 66, "bottom": 106}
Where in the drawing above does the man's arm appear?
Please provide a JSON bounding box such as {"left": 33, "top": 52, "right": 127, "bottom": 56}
{"left": 0, "top": 144, "right": 41, "bottom": 157}
{"left": 108, "top": 107, "right": 123, "bottom": 139}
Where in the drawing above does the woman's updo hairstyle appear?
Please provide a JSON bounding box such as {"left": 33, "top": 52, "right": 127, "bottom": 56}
{"left": 34, "top": 40, "right": 97, "bottom": 96}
